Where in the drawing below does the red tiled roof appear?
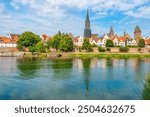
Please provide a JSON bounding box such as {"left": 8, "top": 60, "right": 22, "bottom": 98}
{"left": 145, "top": 38, "right": 150, "bottom": 45}
{"left": 111, "top": 35, "right": 126, "bottom": 42}
{"left": 0, "top": 36, "right": 18, "bottom": 43}
{"left": 41, "top": 34, "right": 52, "bottom": 41}
{"left": 91, "top": 34, "right": 98, "bottom": 38}
{"left": 74, "top": 38, "right": 78, "bottom": 42}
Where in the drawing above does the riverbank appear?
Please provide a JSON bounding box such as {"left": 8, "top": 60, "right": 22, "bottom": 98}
{"left": 0, "top": 52, "right": 24, "bottom": 57}
{"left": 69, "top": 53, "right": 150, "bottom": 58}
{"left": 0, "top": 52, "right": 150, "bottom": 58}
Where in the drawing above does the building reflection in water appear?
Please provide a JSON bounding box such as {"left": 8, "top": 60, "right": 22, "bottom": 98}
{"left": 0, "top": 57, "right": 17, "bottom": 76}
{"left": 73, "top": 58, "right": 83, "bottom": 69}
{"left": 82, "top": 59, "right": 91, "bottom": 96}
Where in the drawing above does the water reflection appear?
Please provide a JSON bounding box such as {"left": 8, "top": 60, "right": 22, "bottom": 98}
{"left": 17, "top": 58, "right": 43, "bottom": 79}
{"left": 82, "top": 59, "right": 91, "bottom": 94}
{"left": 0, "top": 57, "right": 17, "bottom": 75}
{"left": 51, "top": 59, "right": 73, "bottom": 80}
{"left": 143, "top": 73, "right": 150, "bottom": 100}
{"left": 73, "top": 58, "right": 83, "bottom": 69}
{"left": 0, "top": 57, "right": 150, "bottom": 100}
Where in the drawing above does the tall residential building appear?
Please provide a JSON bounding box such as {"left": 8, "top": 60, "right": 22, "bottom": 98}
{"left": 84, "top": 9, "right": 91, "bottom": 38}
{"left": 134, "top": 25, "right": 142, "bottom": 42}
{"left": 109, "top": 26, "right": 114, "bottom": 38}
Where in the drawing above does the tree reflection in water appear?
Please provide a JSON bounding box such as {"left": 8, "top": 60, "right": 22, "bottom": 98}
{"left": 51, "top": 59, "right": 73, "bottom": 80}
{"left": 17, "top": 58, "right": 42, "bottom": 79}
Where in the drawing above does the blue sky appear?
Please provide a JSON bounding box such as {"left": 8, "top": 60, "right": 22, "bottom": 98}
{"left": 0, "top": 0, "right": 150, "bottom": 38}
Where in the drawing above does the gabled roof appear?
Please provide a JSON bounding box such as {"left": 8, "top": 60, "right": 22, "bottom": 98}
{"left": 111, "top": 35, "right": 126, "bottom": 42}
{"left": 146, "top": 36, "right": 150, "bottom": 40}
{"left": 9, "top": 33, "right": 20, "bottom": 38}
{"left": 124, "top": 34, "right": 131, "bottom": 39}
{"left": 41, "top": 34, "right": 52, "bottom": 41}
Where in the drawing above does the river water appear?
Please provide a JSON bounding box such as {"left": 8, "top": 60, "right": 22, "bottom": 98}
{"left": 0, "top": 57, "right": 150, "bottom": 100}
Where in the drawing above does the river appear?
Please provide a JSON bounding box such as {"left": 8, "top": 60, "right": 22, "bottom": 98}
{"left": 0, "top": 57, "right": 150, "bottom": 100}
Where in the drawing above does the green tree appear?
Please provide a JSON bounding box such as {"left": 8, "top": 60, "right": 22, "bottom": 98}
{"left": 46, "top": 39, "right": 54, "bottom": 49}
{"left": 106, "top": 39, "right": 114, "bottom": 47}
{"left": 51, "top": 32, "right": 62, "bottom": 50}
{"left": 59, "top": 34, "right": 74, "bottom": 52}
{"left": 28, "top": 46, "right": 37, "bottom": 53}
{"left": 82, "top": 38, "right": 92, "bottom": 52}
{"left": 18, "top": 31, "right": 41, "bottom": 49}
{"left": 138, "top": 39, "right": 145, "bottom": 48}
{"left": 35, "top": 41, "right": 45, "bottom": 52}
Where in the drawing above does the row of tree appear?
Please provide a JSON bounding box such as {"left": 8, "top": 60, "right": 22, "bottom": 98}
{"left": 17, "top": 31, "right": 74, "bottom": 53}
{"left": 17, "top": 31, "right": 146, "bottom": 53}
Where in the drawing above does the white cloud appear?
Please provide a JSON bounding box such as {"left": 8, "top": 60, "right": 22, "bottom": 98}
{"left": 0, "top": 0, "right": 149, "bottom": 37}
{"left": 11, "top": 0, "right": 150, "bottom": 19}
{"left": 125, "top": 6, "right": 150, "bottom": 19}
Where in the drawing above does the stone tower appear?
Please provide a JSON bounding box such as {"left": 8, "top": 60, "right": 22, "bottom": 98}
{"left": 109, "top": 26, "right": 114, "bottom": 38}
{"left": 84, "top": 9, "right": 91, "bottom": 38}
{"left": 134, "top": 25, "right": 142, "bottom": 42}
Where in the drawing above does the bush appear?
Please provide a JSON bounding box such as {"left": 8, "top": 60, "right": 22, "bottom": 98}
{"left": 114, "top": 46, "right": 121, "bottom": 48}
{"left": 119, "top": 46, "right": 129, "bottom": 52}
{"left": 92, "top": 44, "right": 98, "bottom": 47}
{"left": 127, "top": 45, "right": 138, "bottom": 48}
{"left": 106, "top": 48, "right": 110, "bottom": 52}
{"left": 98, "top": 47, "right": 105, "bottom": 52}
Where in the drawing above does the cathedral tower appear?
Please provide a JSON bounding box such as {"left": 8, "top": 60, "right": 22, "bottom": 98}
{"left": 109, "top": 26, "right": 114, "bottom": 38}
{"left": 84, "top": 9, "right": 91, "bottom": 38}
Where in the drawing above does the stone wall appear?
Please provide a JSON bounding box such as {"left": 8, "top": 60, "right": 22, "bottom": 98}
{"left": 93, "top": 47, "right": 99, "bottom": 53}
{"left": 129, "top": 48, "right": 138, "bottom": 53}
{"left": 110, "top": 48, "right": 119, "bottom": 53}
{"left": 140, "top": 48, "right": 150, "bottom": 53}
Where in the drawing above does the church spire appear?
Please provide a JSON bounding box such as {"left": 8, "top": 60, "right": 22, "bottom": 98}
{"left": 84, "top": 8, "right": 91, "bottom": 38}
{"left": 124, "top": 28, "right": 126, "bottom": 36}
{"left": 86, "top": 8, "right": 90, "bottom": 22}
{"left": 109, "top": 26, "right": 114, "bottom": 37}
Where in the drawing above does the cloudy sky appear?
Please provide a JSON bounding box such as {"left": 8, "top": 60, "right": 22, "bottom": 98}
{"left": 0, "top": 0, "right": 150, "bottom": 37}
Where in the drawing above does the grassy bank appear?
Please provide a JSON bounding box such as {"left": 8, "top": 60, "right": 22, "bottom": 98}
{"left": 69, "top": 53, "right": 150, "bottom": 58}
{"left": 22, "top": 52, "right": 150, "bottom": 59}
{"left": 24, "top": 53, "right": 48, "bottom": 58}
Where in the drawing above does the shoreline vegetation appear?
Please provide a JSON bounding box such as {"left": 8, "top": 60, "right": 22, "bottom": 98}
{"left": 3, "top": 31, "right": 147, "bottom": 59}
{"left": 1, "top": 52, "right": 150, "bottom": 59}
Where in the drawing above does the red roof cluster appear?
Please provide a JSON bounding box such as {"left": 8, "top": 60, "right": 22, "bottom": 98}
{"left": 0, "top": 36, "right": 18, "bottom": 43}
